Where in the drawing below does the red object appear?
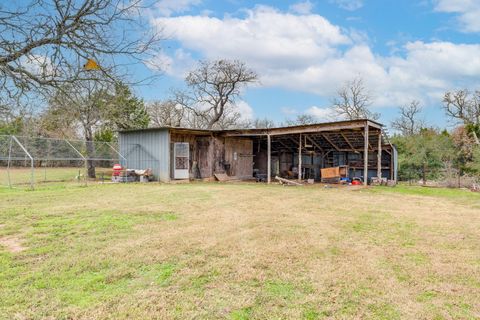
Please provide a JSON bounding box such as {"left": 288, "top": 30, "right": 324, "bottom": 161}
{"left": 112, "top": 164, "right": 123, "bottom": 176}
{"left": 351, "top": 180, "right": 362, "bottom": 185}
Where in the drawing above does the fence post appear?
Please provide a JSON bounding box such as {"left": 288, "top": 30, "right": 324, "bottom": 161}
{"left": 7, "top": 136, "right": 13, "bottom": 188}
{"left": 65, "top": 140, "right": 87, "bottom": 187}
{"left": 11, "top": 136, "right": 34, "bottom": 190}
{"left": 106, "top": 142, "right": 127, "bottom": 168}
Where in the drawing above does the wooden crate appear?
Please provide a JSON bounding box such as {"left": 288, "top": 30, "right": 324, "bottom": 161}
{"left": 321, "top": 165, "right": 348, "bottom": 183}
{"left": 321, "top": 167, "right": 340, "bottom": 179}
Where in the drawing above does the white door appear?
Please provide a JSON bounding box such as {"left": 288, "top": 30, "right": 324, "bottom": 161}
{"left": 174, "top": 142, "right": 189, "bottom": 179}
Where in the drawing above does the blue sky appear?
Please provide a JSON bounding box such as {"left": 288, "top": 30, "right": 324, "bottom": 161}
{"left": 135, "top": 0, "right": 480, "bottom": 129}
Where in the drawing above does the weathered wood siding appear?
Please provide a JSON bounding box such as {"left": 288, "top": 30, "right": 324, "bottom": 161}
{"left": 224, "top": 137, "right": 253, "bottom": 178}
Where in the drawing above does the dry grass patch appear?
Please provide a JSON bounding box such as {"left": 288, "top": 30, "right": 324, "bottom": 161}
{"left": 0, "top": 183, "right": 479, "bottom": 319}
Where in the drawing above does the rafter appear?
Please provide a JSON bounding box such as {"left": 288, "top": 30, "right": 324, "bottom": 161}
{"left": 274, "top": 138, "right": 293, "bottom": 151}
{"left": 321, "top": 133, "right": 340, "bottom": 151}
{"left": 305, "top": 135, "right": 324, "bottom": 152}
{"left": 288, "top": 136, "right": 299, "bottom": 147}
{"left": 340, "top": 132, "right": 355, "bottom": 151}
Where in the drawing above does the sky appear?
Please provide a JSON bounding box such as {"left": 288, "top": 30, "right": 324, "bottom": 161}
{"left": 134, "top": 0, "right": 480, "bottom": 129}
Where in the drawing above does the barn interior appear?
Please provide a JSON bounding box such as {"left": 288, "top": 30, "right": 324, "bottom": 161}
{"left": 167, "top": 119, "right": 396, "bottom": 185}
{"left": 248, "top": 129, "right": 395, "bottom": 184}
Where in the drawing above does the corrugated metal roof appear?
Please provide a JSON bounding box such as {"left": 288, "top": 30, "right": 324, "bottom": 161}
{"left": 118, "top": 119, "right": 383, "bottom": 134}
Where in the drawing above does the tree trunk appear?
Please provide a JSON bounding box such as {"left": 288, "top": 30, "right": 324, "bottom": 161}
{"left": 422, "top": 163, "right": 427, "bottom": 186}
{"left": 85, "top": 128, "right": 96, "bottom": 179}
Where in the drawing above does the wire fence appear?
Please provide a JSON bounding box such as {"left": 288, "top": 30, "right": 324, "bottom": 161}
{"left": 0, "top": 135, "right": 127, "bottom": 189}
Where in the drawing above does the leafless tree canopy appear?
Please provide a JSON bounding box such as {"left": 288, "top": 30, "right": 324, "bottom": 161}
{"left": 391, "top": 100, "right": 424, "bottom": 136}
{"left": 249, "top": 118, "right": 277, "bottom": 129}
{"left": 147, "top": 100, "right": 185, "bottom": 127}
{"left": 284, "top": 114, "right": 317, "bottom": 126}
{"left": 443, "top": 90, "right": 480, "bottom": 125}
{"left": 0, "top": 0, "right": 162, "bottom": 107}
{"left": 331, "top": 77, "right": 379, "bottom": 121}
{"left": 175, "top": 59, "right": 258, "bottom": 129}
{"left": 443, "top": 89, "right": 480, "bottom": 144}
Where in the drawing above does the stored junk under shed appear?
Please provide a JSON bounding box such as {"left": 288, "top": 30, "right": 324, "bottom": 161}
{"left": 118, "top": 119, "right": 398, "bottom": 185}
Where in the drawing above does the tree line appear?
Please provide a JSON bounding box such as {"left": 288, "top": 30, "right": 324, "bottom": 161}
{"left": 391, "top": 92, "right": 480, "bottom": 186}
{"left": 0, "top": 1, "right": 478, "bottom": 184}
{"left": 2, "top": 58, "right": 479, "bottom": 185}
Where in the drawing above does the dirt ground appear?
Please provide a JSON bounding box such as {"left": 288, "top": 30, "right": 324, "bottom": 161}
{"left": 0, "top": 182, "right": 479, "bottom": 319}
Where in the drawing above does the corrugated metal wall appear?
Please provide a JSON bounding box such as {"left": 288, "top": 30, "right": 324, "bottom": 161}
{"left": 118, "top": 129, "right": 170, "bottom": 182}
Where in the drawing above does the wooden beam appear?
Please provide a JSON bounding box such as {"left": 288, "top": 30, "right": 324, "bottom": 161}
{"left": 321, "top": 133, "right": 340, "bottom": 151}
{"left": 366, "top": 120, "right": 383, "bottom": 130}
{"left": 377, "top": 130, "right": 382, "bottom": 178}
{"left": 267, "top": 134, "right": 271, "bottom": 184}
{"left": 274, "top": 138, "right": 293, "bottom": 151}
{"left": 361, "top": 131, "right": 373, "bottom": 150}
{"left": 364, "top": 124, "right": 369, "bottom": 186}
{"left": 268, "top": 121, "right": 369, "bottom": 136}
{"left": 322, "top": 150, "right": 332, "bottom": 160}
{"left": 275, "top": 176, "right": 303, "bottom": 186}
{"left": 288, "top": 136, "right": 299, "bottom": 146}
{"left": 304, "top": 135, "right": 324, "bottom": 152}
{"left": 298, "top": 134, "right": 302, "bottom": 182}
{"left": 340, "top": 132, "right": 355, "bottom": 151}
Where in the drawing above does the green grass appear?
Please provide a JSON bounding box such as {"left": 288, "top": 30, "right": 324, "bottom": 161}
{"left": 0, "top": 167, "right": 113, "bottom": 188}
{"left": 0, "top": 182, "right": 479, "bottom": 319}
{"left": 370, "top": 184, "right": 480, "bottom": 202}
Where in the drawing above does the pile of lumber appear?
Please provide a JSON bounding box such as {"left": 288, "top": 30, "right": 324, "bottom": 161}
{"left": 275, "top": 176, "right": 303, "bottom": 186}
{"left": 214, "top": 172, "right": 239, "bottom": 182}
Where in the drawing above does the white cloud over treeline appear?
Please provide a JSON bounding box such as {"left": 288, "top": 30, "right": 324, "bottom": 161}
{"left": 149, "top": 5, "right": 480, "bottom": 109}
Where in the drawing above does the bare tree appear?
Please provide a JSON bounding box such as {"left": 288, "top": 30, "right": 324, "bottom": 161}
{"left": 175, "top": 59, "right": 258, "bottom": 129}
{"left": 331, "top": 77, "right": 379, "bottom": 121}
{"left": 46, "top": 80, "right": 111, "bottom": 177}
{"left": 0, "top": 0, "right": 162, "bottom": 108}
{"left": 147, "top": 100, "right": 185, "bottom": 127}
{"left": 391, "top": 100, "right": 424, "bottom": 136}
{"left": 284, "top": 114, "right": 317, "bottom": 126}
{"left": 443, "top": 89, "right": 480, "bottom": 145}
{"left": 45, "top": 79, "right": 147, "bottom": 177}
{"left": 251, "top": 118, "right": 276, "bottom": 129}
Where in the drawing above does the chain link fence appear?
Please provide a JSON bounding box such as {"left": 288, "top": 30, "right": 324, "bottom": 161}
{"left": 0, "top": 135, "right": 127, "bottom": 189}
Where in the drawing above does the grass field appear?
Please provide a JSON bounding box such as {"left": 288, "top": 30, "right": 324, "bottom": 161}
{"left": 0, "top": 183, "right": 479, "bottom": 319}
{"left": 0, "top": 167, "right": 113, "bottom": 187}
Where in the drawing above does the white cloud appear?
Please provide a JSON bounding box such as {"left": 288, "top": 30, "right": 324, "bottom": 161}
{"left": 434, "top": 0, "right": 480, "bottom": 32}
{"left": 289, "top": 1, "right": 314, "bottom": 15}
{"left": 305, "top": 106, "right": 336, "bottom": 121}
{"left": 147, "top": 48, "right": 195, "bottom": 76}
{"left": 154, "top": 0, "right": 202, "bottom": 17}
{"left": 236, "top": 101, "right": 254, "bottom": 120}
{"left": 330, "top": 0, "right": 363, "bottom": 11}
{"left": 150, "top": 5, "right": 480, "bottom": 109}
{"left": 21, "top": 54, "right": 57, "bottom": 78}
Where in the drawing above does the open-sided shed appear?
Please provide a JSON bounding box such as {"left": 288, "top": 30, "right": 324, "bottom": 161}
{"left": 118, "top": 119, "right": 397, "bottom": 185}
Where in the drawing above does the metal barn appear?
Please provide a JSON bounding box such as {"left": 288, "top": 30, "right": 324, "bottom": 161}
{"left": 118, "top": 119, "right": 398, "bottom": 185}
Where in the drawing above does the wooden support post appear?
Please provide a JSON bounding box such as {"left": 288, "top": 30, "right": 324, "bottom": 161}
{"left": 267, "top": 134, "right": 271, "bottom": 184}
{"left": 377, "top": 130, "right": 382, "bottom": 179}
{"left": 298, "top": 134, "right": 302, "bottom": 182}
{"left": 364, "top": 124, "right": 369, "bottom": 186}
